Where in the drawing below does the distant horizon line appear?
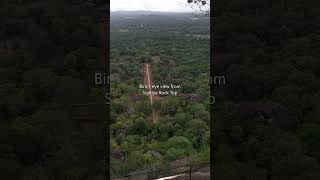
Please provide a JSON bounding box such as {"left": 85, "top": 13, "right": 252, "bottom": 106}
{"left": 111, "top": 10, "right": 194, "bottom": 13}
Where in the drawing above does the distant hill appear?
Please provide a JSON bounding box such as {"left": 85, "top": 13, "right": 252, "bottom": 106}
{"left": 110, "top": 11, "right": 209, "bottom": 22}
{"left": 111, "top": 10, "right": 197, "bottom": 17}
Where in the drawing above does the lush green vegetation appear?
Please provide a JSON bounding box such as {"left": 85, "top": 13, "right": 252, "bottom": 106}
{"left": 110, "top": 12, "right": 210, "bottom": 176}
{"left": 0, "top": 1, "right": 106, "bottom": 179}
{"left": 213, "top": 0, "right": 320, "bottom": 179}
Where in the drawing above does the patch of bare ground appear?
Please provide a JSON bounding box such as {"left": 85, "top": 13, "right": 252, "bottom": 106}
{"left": 152, "top": 55, "right": 161, "bottom": 63}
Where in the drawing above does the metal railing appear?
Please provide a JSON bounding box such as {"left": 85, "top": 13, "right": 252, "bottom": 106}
{"left": 111, "top": 162, "right": 210, "bottom": 180}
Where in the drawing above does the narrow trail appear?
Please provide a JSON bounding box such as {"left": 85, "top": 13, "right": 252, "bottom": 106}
{"left": 145, "top": 64, "right": 153, "bottom": 105}
{"left": 144, "top": 63, "right": 156, "bottom": 123}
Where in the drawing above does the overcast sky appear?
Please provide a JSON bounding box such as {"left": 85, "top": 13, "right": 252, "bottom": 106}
{"left": 111, "top": 0, "right": 193, "bottom": 12}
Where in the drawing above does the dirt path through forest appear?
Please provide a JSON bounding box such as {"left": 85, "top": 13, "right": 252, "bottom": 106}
{"left": 145, "top": 63, "right": 153, "bottom": 105}
{"left": 144, "top": 63, "right": 156, "bottom": 123}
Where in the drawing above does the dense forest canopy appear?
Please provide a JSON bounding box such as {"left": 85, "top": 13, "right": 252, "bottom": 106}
{"left": 110, "top": 11, "right": 210, "bottom": 176}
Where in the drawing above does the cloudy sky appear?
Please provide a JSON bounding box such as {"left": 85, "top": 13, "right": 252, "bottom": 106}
{"left": 111, "top": 0, "right": 193, "bottom": 12}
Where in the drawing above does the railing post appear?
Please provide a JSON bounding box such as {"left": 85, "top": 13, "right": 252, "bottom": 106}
{"left": 189, "top": 165, "right": 192, "bottom": 180}
{"left": 147, "top": 172, "right": 149, "bottom": 180}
